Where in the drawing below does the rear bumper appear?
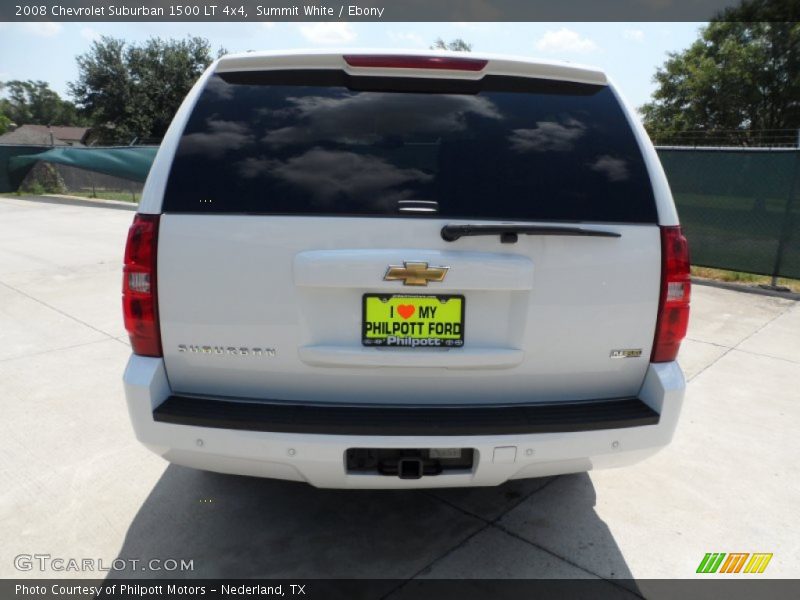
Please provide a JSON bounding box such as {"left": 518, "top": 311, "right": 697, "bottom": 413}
{"left": 123, "top": 357, "right": 685, "bottom": 488}
{"left": 153, "top": 394, "right": 660, "bottom": 436}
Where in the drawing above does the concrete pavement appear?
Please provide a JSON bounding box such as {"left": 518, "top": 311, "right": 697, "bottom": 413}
{"left": 1, "top": 195, "right": 798, "bottom": 585}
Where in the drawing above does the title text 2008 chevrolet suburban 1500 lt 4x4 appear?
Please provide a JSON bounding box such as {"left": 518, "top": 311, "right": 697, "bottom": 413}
{"left": 122, "top": 50, "right": 690, "bottom": 488}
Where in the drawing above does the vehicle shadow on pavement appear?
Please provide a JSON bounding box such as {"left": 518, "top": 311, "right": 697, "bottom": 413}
{"left": 107, "top": 465, "right": 639, "bottom": 596}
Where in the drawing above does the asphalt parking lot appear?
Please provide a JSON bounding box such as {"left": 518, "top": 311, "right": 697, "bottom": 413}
{"left": 1, "top": 195, "right": 799, "bottom": 587}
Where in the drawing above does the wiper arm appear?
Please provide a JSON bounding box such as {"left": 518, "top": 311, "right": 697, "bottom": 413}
{"left": 441, "top": 224, "right": 621, "bottom": 244}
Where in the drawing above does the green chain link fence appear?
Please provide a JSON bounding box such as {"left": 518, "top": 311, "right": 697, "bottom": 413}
{"left": 658, "top": 148, "right": 800, "bottom": 280}
{"left": 2, "top": 144, "right": 799, "bottom": 279}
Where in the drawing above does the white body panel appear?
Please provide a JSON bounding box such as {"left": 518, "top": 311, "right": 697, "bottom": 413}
{"left": 157, "top": 216, "right": 660, "bottom": 404}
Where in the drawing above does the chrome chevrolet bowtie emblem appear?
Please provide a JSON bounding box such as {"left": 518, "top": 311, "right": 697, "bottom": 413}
{"left": 383, "top": 261, "right": 449, "bottom": 286}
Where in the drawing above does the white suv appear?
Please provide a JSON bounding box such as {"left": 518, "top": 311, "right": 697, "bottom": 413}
{"left": 122, "top": 50, "right": 690, "bottom": 488}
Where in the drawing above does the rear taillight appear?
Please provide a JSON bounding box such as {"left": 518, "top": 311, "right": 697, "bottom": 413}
{"left": 651, "top": 226, "right": 691, "bottom": 363}
{"left": 122, "top": 214, "right": 162, "bottom": 357}
{"left": 343, "top": 55, "right": 488, "bottom": 71}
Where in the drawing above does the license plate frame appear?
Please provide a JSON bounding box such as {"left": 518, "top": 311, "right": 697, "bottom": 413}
{"left": 362, "top": 294, "right": 465, "bottom": 348}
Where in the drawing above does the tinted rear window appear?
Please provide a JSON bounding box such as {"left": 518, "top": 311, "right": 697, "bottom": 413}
{"left": 163, "top": 71, "right": 657, "bottom": 223}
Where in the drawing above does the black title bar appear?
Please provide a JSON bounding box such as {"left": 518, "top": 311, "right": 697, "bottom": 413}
{"left": 5, "top": 579, "right": 800, "bottom": 600}
{"left": 2, "top": 0, "right": 779, "bottom": 23}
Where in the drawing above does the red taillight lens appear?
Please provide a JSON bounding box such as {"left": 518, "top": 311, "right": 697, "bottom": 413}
{"left": 122, "top": 214, "right": 162, "bottom": 357}
{"left": 343, "top": 55, "right": 488, "bottom": 71}
{"left": 651, "top": 226, "right": 691, "bottom": 363}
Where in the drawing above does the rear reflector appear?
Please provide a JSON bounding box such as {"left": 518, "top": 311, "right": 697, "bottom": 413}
{"left": 651, "top": 226, "right": 691, "bottom": 363}
{"left": 344, "top": 55, "right": 488, "bottom": 71}
{"left": 122, "top": 214, "right": 162, "bottom": 357}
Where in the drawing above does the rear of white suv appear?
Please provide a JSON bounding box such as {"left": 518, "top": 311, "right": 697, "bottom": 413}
{"left": 122, "top": 50, "right": 690, "bottom": 488}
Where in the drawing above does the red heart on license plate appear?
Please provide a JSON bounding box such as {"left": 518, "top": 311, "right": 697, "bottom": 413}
{"left": 397, "top": 304, "right": 415, "bottom": 319}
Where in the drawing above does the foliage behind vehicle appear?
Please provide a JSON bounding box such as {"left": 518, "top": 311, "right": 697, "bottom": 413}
{"left": 69, "top": 36, "right": 225, "bottom": 144}
{"left": 642, "top": 0, "right": 800, "bottom": 145}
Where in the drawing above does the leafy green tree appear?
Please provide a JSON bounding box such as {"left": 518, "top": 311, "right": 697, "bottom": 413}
{"left": 0, "top": 112, "right": 11, "bottom": 134}
{"left": 431, "top": 38, "right": 473, "bottom": 52}
{"left": 642, "top": 1, "right": 800, "bottom": 144}
{"left": 69, "top": 36, "right": 225, "bottom": 143}
{"left": 0, "top": 80, "right": 82, "bottom": 126}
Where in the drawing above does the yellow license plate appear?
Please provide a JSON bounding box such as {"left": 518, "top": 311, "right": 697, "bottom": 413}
{"left": 362, "top": 294, "right": 465, "bottom": 348}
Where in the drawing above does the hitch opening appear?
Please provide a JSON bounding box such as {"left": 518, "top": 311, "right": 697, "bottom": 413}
{"left": 398, "top": 458, "right": 424, "bottom": 479}
{"left": 345, "top": 448, "right": 475, "bottom": 477}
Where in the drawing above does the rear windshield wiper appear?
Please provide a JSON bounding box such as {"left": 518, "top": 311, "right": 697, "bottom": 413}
{"left": 441, "top": 224, "right": 621, "bottom": 244}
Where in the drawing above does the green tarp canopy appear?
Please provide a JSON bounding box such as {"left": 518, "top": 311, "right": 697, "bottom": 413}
{"left": 0, "top": 145, "right": 158, "bottom": 192}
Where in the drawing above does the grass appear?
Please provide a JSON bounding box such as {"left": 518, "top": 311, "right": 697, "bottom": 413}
{"left": 691, "top": 266, "right": 800, "bottom": 293}
{"left": 2, "top": 190, "right": 139, "bottom": 203}
{"left": 56, "top": 190, "right": 139, "bottom": 203}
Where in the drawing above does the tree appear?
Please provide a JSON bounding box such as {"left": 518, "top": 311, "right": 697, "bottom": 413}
{"left": 69, "top": 36, "right": 224, "bottom": 143}
{"left": 641, "top": 1, "right": 800, "bottom": 145}
{"left": 0, "top": 80, "right": 82, "bottom": 126}
{"left": 0, "top": 112, "right": 11, "bottom": 134}
{"left": 431, "top": 38, "right": 473, "bottom": 52}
